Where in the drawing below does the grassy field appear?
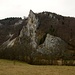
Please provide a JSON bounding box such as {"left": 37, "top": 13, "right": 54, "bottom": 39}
{"left": 0, "top": 59, "right": 75, "bottom": 75}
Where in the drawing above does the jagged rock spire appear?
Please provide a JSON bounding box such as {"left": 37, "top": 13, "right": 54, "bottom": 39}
{"left": 28, "top": 10, "right": 35, "bottom": 18}
{"left": 26, "top": 10, "right": 38, "bottom": 48}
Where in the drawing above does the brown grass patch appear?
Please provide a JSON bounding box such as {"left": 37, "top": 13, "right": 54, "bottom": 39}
{"left": 0, "top": 59, "right": 75, "bottom": 75}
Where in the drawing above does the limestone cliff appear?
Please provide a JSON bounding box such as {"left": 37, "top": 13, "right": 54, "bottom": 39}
{"left": 37, "top": 34, "right": 67, "bottom": 56}
{"left": 19, "top": 10, "right": 74, "bottom": 60}
{"left": 26, "top": 10, "right": 38, "bottom": 48}
{"left": 19, "top": 10, "right": 38, "bottom": 48}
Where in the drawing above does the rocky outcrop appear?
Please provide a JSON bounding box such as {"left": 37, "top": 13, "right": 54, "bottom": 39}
{"left": 37, "top": 34, "right": 67, "bottom": 56}
{"left": 1, "top": 33, "right": 16, "bottom": 48}
{"left": 26, "top": 10, "right": 39, "bottom": 48}
{"left": 19, "top": 10, "right": 39, "bottom": 48}
{"left": 7, "top": 38, "right": 16, "bottom": 47}
{"left": 18, "top": 10, "right": 74, "bottom": 61}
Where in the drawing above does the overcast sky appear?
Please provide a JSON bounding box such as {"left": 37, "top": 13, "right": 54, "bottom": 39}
{"left": 0, "top": 0, "right": 75, "bottom": 19}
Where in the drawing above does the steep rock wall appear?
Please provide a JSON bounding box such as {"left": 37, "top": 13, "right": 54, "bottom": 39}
{"left": 37, "top": 34, "right": 67, "bottom": 56}
{"left": 19, "top": 10, "right": 69, "bottom": 60}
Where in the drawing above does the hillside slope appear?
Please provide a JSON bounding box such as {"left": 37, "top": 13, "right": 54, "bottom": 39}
{"left": 0, "top": 10, "right": 75, "bottom": 65}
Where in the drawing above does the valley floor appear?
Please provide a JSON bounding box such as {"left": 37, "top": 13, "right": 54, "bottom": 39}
{"left": 0, "top": 59, "right": 75, "bottom": 75}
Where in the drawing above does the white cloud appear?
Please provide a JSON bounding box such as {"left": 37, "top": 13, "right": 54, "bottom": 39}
{"left": 0, "top": 0, "right": 75, "bottom": 19}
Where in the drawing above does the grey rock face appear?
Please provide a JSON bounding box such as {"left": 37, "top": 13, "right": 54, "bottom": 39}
{"left": 19, "top": 10, "right": 39, "bottom": 48}
{"left": 26, "top": 10, "right": 39, "bottom": 48}
{"left": 1, "top": 38, "right": 16, "bottom": 48}
{"left": 37, "top": 34, "right": 67, "bottom": 56}
{"left": 19, "top": 26, "right": 27, "bottom": 38}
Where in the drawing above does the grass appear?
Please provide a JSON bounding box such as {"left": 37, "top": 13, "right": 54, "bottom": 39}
{"left": 0, "top": 59, "right": 75, "bottom": 75}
